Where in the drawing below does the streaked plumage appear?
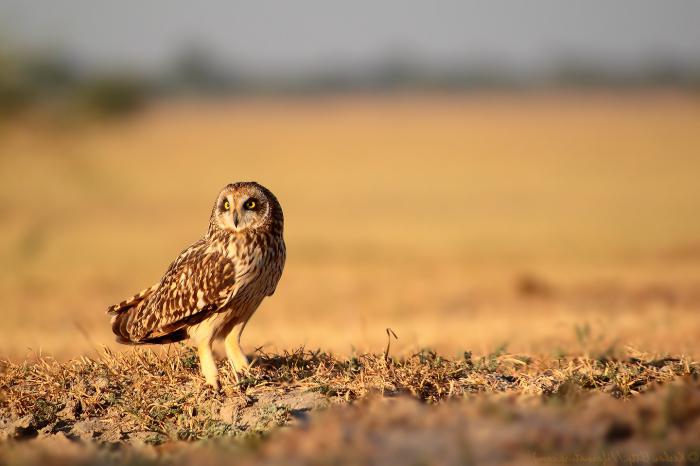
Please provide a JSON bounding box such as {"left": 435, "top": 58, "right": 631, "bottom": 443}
{"left": 108, "top": 181, "right": 285, "bottom": 388}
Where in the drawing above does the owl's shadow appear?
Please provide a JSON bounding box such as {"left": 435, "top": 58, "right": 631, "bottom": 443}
{"left": 243, "top": 348, "right": 329, "bottom": 375}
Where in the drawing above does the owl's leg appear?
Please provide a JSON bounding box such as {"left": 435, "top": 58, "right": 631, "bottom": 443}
{"left": 197, "top": 340, "right": 219, "bottom": 390}
{"left": 224, "top": 321, "right": 250, "bottom": 375}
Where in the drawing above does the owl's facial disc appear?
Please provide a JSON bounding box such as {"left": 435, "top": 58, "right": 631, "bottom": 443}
{"left": 216, "top": 189, "right": 267, "bottom": 232}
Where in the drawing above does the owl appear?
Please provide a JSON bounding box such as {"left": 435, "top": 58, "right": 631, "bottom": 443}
{"left": 108, "top": 182, "right": 285, "bottom": 389}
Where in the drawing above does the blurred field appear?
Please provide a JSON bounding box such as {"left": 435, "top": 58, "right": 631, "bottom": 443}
{"left": 1, "top": 91, "right": 700, "bottom": 360}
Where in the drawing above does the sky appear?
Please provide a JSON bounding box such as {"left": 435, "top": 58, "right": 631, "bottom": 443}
{"left": 1, "top": 0, "right": 699, "bottom": 74}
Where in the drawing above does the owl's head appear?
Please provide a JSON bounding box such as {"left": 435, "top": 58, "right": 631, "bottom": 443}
{"left": 209, "top": 182, "right": 283, "bottom": 234}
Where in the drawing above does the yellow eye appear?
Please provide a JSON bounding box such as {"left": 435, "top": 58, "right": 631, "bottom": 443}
{"left": 244, "top": 199, "right": 257, "bottom": 210}
{"left": 223, "top": 200, "right": 230, "bottom": 210}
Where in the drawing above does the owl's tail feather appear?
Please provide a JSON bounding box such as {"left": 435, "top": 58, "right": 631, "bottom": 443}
{"left": 111, "top": 310, "right": 189, "bottom": 345}
{"left": 111, "top": 312, "right": 135, "bottom": 344}
{"left": 109, "top": 283, "right": 190, "bottom": 345}
{"left": 108, "top": 283, "right": 159, "bottom": 344}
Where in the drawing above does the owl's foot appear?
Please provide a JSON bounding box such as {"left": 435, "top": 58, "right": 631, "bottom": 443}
{"left": 197, "top": 341, "right": 220, "bottom": 390}
{"left": 206, "top": 377, "right": 220, "bottom": 391}
{"left": 226, "top": 350, "right": 250, "bottom": 381}
{"left": 224, "top": 330, "right": 250, "bottom": 377}
{"left": 226, "top": 352, "right": 251, "bottom": 387}
{"left": 204, "top": 379, "right": 220, "bottom": 392}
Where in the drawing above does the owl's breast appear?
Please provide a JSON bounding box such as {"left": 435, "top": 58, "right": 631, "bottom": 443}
{"left": 226, "top": 233, "right": 285, "bottom": 315}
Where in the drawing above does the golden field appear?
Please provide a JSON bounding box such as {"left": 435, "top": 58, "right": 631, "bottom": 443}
{"left": 1, "top": 91, "right": 700, "bottom": 361}
{"left": 2, "top": 91, "right": 700, "bottom": 465}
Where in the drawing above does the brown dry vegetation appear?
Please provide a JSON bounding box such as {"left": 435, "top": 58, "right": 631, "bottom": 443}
{"left": 1, "top": 91, "right": 700, "bottom": 464}
{"left": 1, "top": 347, "right": 699, "bottom": 465}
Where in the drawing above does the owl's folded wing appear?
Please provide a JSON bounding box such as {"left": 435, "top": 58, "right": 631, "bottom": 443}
{"left": 112, "top": 240, "right": 238, "bottom": 343}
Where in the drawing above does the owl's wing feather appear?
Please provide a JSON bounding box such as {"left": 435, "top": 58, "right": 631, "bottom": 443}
{"left": 115, "top": 239, "right": 237, "bottom": 343}
{"left": 107, "top": 283, "right": 159, "bottom": 315}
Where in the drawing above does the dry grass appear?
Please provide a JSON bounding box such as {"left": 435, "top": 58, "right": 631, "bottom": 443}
{"left": 0, "top": 346, "right": 698, "bottom": 465}
{"left": 0, "top": 346, "right": 696, "bottom": 432}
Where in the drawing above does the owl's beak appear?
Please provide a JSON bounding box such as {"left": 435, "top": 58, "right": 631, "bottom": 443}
{"left": 232, "top": 210, "right": 240, "bottom": 228}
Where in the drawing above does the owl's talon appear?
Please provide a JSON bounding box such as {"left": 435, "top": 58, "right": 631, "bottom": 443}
{"left": 206, "top": 380, "right": 220, "bottom": 392}
{"left": 230, "top": 364, "right": 241, "bottom": 383}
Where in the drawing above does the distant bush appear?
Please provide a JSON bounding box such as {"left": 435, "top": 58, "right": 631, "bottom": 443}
{"left": 76, "top": 76, "right": 148, "bottom": 118}
{"left": 0, "top": 47, "right": 150, "bottom": 122}
{"left": 0, "top": 79, "right": 33, "bottom": 116}
{"left": 0, "top": 52, "right": 33, "bottom": 116}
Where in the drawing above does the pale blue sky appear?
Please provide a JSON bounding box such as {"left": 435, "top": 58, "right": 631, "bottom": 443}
{"left": 1, "top": 0, "right": 699, "bottom": 73}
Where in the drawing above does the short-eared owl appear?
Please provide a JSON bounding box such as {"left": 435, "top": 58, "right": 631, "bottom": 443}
{"left": 108, "top": 182, "right": 285, "bottom": 388}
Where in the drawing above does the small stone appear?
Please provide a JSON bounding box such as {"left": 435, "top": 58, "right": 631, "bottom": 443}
{"left": 70, "top": 419, "right": 106, "bottom": 441}
{"left": 57, "top": 400, "right": 82, "bottom": 420}
{"left": 219, "top": 402, "right": 238, "bottom": 424}
{"left": 11, "top": 416, "right": 38, "bottom": 440}
{"left": 93, "top": 377, "right": 109, "bottom": 390}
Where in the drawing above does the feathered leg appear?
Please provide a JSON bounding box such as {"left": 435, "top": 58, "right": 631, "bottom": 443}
{"left": 197, "top": 340, "right": 219, "bottom": 389}
{"left": 225, "top": 321, "right": 250, "bottom": 375}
